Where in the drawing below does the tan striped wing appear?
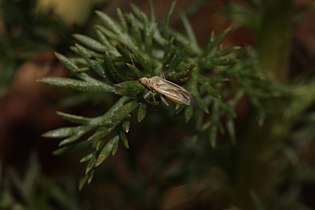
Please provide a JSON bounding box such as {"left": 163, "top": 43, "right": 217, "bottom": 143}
{"left": 151, "top": 77, "right": 192, "bottom": 105}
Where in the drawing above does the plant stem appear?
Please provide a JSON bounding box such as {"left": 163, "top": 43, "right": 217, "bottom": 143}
{"left": 231, "top": 1, "right": 295, "bottom": 208}
{"left": 258, "top": 0, "right": 294, "bottom": 83}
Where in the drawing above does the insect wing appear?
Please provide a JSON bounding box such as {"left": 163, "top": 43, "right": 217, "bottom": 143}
{"left": 162, "top": 88, "right": 191, "bottom": 105}
{"left": 153, "top": 78, "right": 191, "bottom": 105}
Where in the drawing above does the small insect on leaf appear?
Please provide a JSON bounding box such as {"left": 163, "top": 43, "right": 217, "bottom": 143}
{"left": 139, "top": 76, "right": 192, "bottom": 105}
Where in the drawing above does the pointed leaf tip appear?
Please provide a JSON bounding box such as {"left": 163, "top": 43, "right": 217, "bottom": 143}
{"left": 95, "top": 138, "right": 116, "bottom": 167}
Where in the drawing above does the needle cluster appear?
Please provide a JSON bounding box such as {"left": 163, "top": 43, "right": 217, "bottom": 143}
{"left": 40, "top": 2, "right": 275, "bottom": 189}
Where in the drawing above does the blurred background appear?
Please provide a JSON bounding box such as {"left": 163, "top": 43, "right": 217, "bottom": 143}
{"left": 1, "top": 0, "right": 315, "bottom": 209}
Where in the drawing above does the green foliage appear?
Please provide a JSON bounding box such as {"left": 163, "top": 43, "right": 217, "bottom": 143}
{"left": 40, "top": 2, "right": 276, "bottom": 190}
{"left": 0, "top": 157, "right": 88, "bottom": 210}
{"left": 0, "top": 0, "right": 71, "bottom": 96}
{"left": 0, "top": 0, "right": 108, "bottom": 96}
{"left": 222, "top": 0, "right": 261, "bottom": 33}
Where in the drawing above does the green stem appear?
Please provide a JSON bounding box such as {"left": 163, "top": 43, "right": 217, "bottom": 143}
{"left": 231, "top": 1, "right": 295, "bottom": 208}
{"left": 258, "top": 0, "right": 294, "bottom": 83}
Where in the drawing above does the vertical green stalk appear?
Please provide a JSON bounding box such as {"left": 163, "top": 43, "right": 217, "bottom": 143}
{"left": 258, "top": 0, "right": 293, "bottom": 83}
{"left": 231, "top": 1, "right": 294, "bottom": 209}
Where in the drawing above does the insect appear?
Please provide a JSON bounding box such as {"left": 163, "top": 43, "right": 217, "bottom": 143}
{"left": 139, "top": 76, "right": 192, "bottom": 105}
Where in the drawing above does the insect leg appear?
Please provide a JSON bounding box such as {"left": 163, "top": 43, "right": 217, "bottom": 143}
{"left": 143, "top": 91, "right": 159, "bottom": 105}
{"left": 152, "top": 92, "right": 158, "bottom": 105}
{"left": 143, "top": 91, "right": 152, "bottom": 104}
{"left": 144, "top": 91, "right": 151, "bottom": 99}
{"left": 160, "top": 95, "right": 169, "bottom": 106}
{"left": 160, "top": 73, "right": 166, "bottom": 79}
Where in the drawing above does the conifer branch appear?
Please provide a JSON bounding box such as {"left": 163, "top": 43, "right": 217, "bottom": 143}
{"left": 41, "top": 3, "right": 275, "bottom": 188}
